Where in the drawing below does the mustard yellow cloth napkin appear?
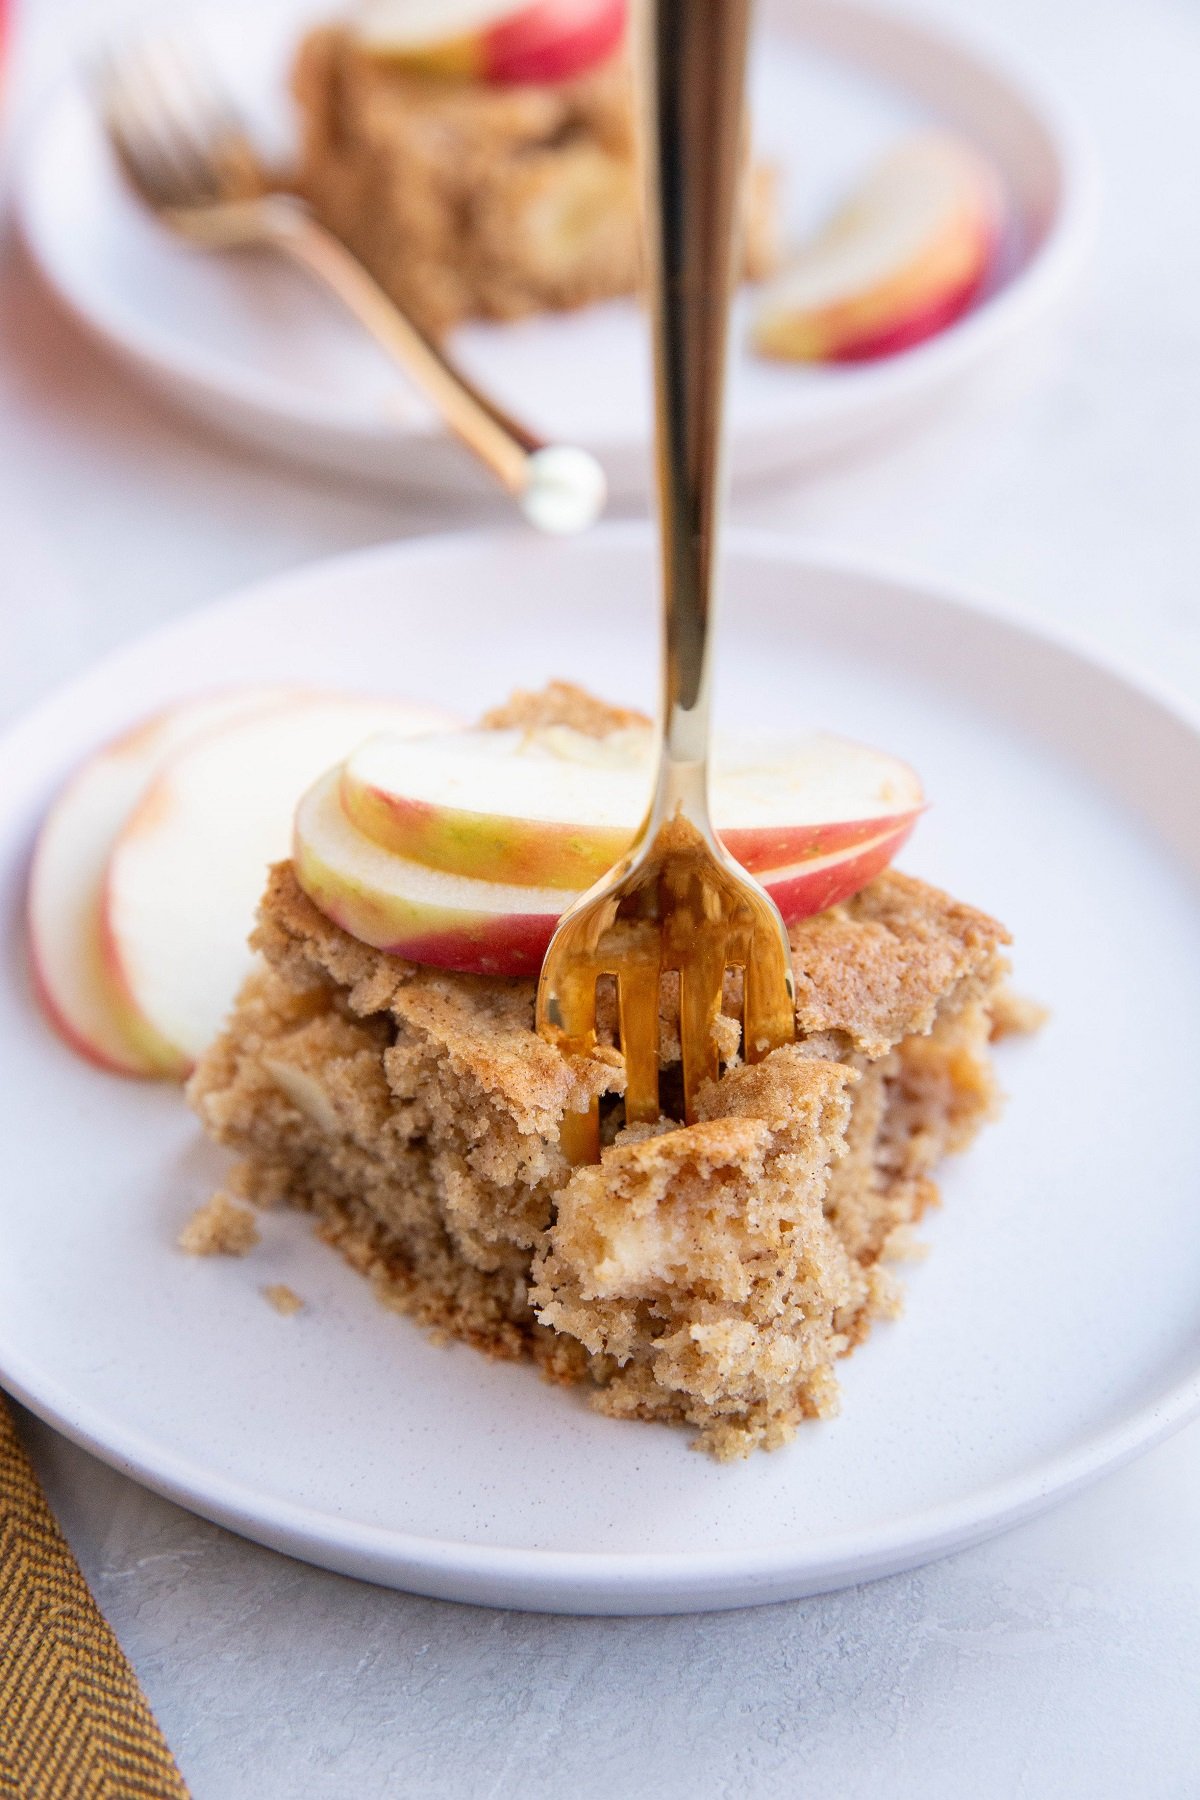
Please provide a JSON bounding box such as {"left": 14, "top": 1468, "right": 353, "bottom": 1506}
{"left": 0, "top": 1396, "right": 190, "bottom": 1799}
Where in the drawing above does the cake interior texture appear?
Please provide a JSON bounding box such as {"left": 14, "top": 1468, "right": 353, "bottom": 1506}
{"left": 189, "top": 688, "right": 1016, "bottom": 1458}
{"left": 291, "top": 27, "right": 779, "bottom": 337}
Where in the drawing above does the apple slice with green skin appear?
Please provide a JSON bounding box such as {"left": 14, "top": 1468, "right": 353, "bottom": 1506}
{"left": 27, "top": 687, "right": 302, "bottom": 1078}
{"left": 295, "top": 767, "right": 917, "bottom": 979}
{"left": 357, "top": 0, "right": 626, "bottom": 84}
{"left": 340, "top": 723, "right": 924, "bottom": 889}
{"left": 752, "top": 132, "right": 1003, "bottom": 364}
{"left": 102, "top": 696, "right": 458, "bottom": 1071}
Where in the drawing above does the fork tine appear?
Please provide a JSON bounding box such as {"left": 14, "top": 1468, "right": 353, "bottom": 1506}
{"left": 560, "top": 1101, "right": 600, "bottom": 1168}
{"left": 91, "top": 49, "right": 163, "bottom": 205}
{"left": 99, "top": 103, "right": 172, "bottom": 210}
{"left": 677, "top": 946, "right": 726, "bottom": 1122}
{"left": 742, "top": 931, "right": 796, "bottom": 1066}
{"left": 156, "top": 31, "right": 249, "bottom": 150}
{"left": 545, "top": 962, "right": 602, "bottom": 1166}
{"left": 142, "top": 31, "right": 251, "bottom": 186}
{"left": 95, "top": 48, "right": 197, "bottom": 208}
{"left": 128, "top": 39, "right": 223, "bottom": 200}
{"left": 617, "top": 958, "right": 661, "bottom": 1126}
{"left": 93, "top": 36, "right": 221, "bottom": 211}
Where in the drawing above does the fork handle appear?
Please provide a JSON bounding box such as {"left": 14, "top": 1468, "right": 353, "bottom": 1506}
{"left": 251, "top": 195, "right": 605, "bottom": 531}
{"left": 639, "top": 0, "right": 754, "bottom": 796}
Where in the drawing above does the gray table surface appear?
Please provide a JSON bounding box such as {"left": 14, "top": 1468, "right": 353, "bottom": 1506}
{"left": 3, "top": 0, "right": 1200, "bottom": 1793}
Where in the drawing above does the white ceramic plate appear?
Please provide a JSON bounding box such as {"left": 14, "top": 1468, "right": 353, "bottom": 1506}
{"left": 4, "top": 526, "right": 1200, "bottom": 1617}
{"left": 15, "top": 0, "right": 1095, "bottom": 498}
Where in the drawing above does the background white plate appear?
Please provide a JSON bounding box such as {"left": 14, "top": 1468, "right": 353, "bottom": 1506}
{"left": 2, "top": 526, "right": 1200, "bottom": 1615}
{"left": 14, "top": 0, "right": 1096, "bottom": 498}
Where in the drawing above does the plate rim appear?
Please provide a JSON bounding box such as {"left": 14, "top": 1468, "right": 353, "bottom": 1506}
{"left": 12, "top": 0, "right": 1100, "bottom": 486}
{"left": 2, "top": 522, "right": 1200, "bottom": 1613}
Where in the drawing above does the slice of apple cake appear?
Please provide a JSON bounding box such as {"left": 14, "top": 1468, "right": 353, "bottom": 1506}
{"left": 189, "top": 753, "right": 1012, "bottom": 1457}
{"left": 290, "top": 25, "right": 779, "bottom": 339}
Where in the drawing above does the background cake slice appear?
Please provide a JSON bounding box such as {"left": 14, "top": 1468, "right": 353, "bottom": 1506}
{"left": 291, "top": 24, "right": 779, "bottom": 338}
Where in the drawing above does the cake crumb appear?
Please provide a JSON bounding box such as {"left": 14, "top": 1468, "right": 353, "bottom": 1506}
{"left": 880, "top": 1224, "right": 930, "bottom": 1264}
{"left": 179, "top": 1193, "right": 260, "bottom": 1258}
{"left": 263, "top": 1283, "right": 304, "bottom": 1317}
{"left": 481, "top": 680, "right": 649, "bottom": 737}
{"left": 990, "top": 988, "right": 1049, "bottom": 1040}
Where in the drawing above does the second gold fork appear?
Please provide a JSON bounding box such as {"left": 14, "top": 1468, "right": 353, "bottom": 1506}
{"left": 92, "top": 33, "right": 607, "bottom": 533}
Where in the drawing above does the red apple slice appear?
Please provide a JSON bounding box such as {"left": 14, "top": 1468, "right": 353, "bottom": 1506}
{"left": 753, "top": 132, "right": 1003, "bottom": 364}
{"left": 294, "top": 767, "right": 916, "bottom": 979}
{"left": 28, "top": 687, "right": 300, "bottom": 1078}
{"left": 102, "top": 696, "right": 458, "bottom": 1071}
{"left": 357, "top": 0, "right": 626, "bottom": 84}
{"left": 340, "top": 723, "right": 923, "bottom": 889}
{"left": 481, "top": 0, "right": 625, "bottom": 82}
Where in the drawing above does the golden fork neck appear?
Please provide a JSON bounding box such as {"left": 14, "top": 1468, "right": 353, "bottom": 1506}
{"left": 639, "top": 0, "right": 755, "bottom": 810}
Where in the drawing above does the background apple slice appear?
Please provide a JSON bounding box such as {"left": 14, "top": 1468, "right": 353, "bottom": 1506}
{"left": 357, "top": 0, "right": 626, "bottom": 85}
{"left": 103, "top": 695, "right": 458, "bottom": 1070}
{"left": 340, "top": 723, "right": 923, "bottom": 888}
{"left": 295, "top": 765, "right": 918, "bottom": 979}
{"left": 481, "top": 0, "right": 626, "bottom": 83}
{"left": 27, "top": 687, "right": 298, "bottom": 1077}
{"left": 753, "top": 132, "right": 1003, "bottom": 363}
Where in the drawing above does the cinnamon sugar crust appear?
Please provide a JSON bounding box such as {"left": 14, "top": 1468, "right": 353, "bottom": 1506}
{"left": 291, "top": 27, "right": 780, "bottom": 338}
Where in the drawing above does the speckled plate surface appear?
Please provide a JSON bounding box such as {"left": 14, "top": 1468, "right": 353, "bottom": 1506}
{"left": 15, "top": 0, "right": 1095, "bottom": 497}
{"left": 2, "top": 527, "right": 1199, "bottom": 1614}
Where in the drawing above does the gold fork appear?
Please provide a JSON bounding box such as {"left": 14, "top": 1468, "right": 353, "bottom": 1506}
{"left": 91, "top": 33, "right": 607, "bottom": 533}
{"left": 536, "top": 0, "right": 795, "bottom": 1164}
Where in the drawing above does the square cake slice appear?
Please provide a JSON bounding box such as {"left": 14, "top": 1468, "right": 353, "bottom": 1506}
{"left": 291, "top": 26, "right": 779, "bottom": 338}
{"left": 190, "top": 851, "right": 1010, "bottom": 1458}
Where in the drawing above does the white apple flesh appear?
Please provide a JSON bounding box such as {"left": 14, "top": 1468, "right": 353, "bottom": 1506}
{"left": 340, "top": 723, "right": 924, "bottom": 888}
{"left": 102, "top": 696, "right": 457, "bottom": 1070}
{"left": 27, "top": 688, "right": 300, "bottom": 1078}
{"left": 295, "top": 766, "right": 917, "bottom": 979}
